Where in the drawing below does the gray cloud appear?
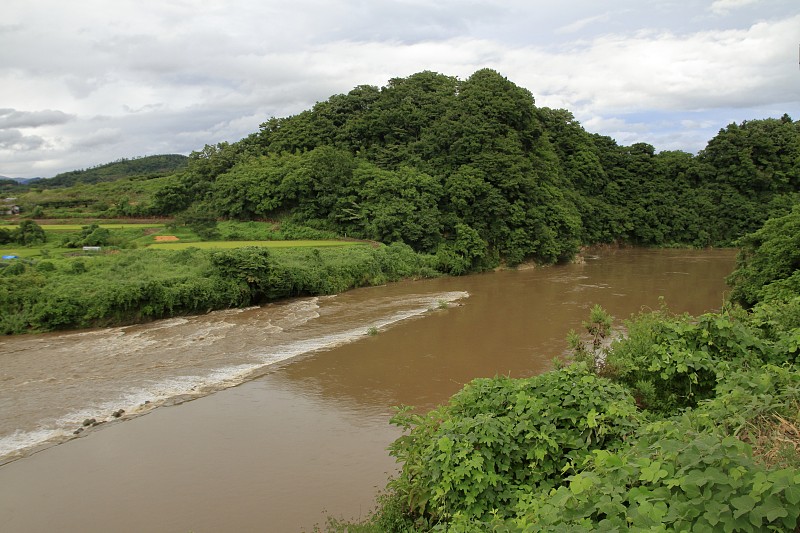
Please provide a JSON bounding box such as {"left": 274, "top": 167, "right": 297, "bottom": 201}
{"left": 0, "top": 129, "right": 46, "bottom": 150}
{"left": 0, "top": 109, "right": 74, "bottom": 129}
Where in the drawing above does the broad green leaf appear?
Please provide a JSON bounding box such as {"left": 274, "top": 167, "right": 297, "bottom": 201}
{"left": 731, "top": 494, "right": 757, "bottom": 518}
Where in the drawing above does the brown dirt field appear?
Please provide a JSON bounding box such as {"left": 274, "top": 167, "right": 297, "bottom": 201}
{"left": 154, "top": 235, "right": 180, "bottom": 242}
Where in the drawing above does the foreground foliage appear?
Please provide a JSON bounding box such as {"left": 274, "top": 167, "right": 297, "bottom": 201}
{"left": 387, "top": 366, "right": 640, "bottom": 524}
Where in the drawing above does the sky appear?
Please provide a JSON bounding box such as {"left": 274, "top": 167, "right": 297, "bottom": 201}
{"left": 1, "top": 0, "right": 799, "bottom": 179}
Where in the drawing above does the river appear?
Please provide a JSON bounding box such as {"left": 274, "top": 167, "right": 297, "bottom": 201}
{"left": 0, "top": 248, "right": 737, "bottom": 532}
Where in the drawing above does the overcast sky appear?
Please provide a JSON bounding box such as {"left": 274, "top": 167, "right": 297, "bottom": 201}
{"left": 1, "top": 0, "right": 799, "bottom": 178}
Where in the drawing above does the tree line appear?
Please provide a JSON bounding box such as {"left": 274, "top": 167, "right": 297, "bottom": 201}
{"left": 146, "top": 69, "right": 799, "bottom": 269}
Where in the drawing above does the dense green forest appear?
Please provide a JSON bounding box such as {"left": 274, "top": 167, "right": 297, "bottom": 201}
{"left": 141, "top": 69, "right": 800, "bottom": 270}
{"left": 325, "top": 202, "right": 800, "bottom": 532}
{"left": 7, "top": 69, "right": 799, "bottom": 270}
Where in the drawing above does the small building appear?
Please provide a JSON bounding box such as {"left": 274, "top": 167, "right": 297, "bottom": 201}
{"left": 1, "top": 198, "right": 19, "bottom": 215}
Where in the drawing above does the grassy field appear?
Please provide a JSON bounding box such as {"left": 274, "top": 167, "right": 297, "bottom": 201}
{"left": 0, "top": 240, "right": 366, "bottom": 259}
{"left": 0, "top": 220, "right": 366, "bottom": 259}
{"left": 1, "top": 248, "right": 74, "bottom": 259}
{"left": 147, "top": 240, "right": 368, "bottom": 250}
{"left": 7, "top": 223, "right": 167, "bottom": 232}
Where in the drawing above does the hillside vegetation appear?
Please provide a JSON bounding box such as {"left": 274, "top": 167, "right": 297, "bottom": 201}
{"left": 39, "top": 154, "right": 188, "bottom": 188}
{"left": 8, "top": 69, "right": 800, "bottom": 270}
{"left": 145, "top": 69, "right": 799, "bottom": 270}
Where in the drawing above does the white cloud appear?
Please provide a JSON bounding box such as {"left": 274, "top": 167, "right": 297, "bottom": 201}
{"left": 508, "top": 15, "right": 800, "bottom": 114}
{"left": 556, "top": 13, "right": 612, "bottom": 35}
{"left": 709, "top": 0, "right": 760, "bottom": 15}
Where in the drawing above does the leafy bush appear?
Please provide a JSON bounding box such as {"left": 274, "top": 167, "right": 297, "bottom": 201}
{"left": 567, "top": 303, "right": 613, "bottom": 372}
{"left": 503, "top": 363, "right": 800, "bottom": 532}
{"left": 605, "top": 307, "right": 775, "bottom": 414}
{"left": 514, "top": 421, "right": 800, "bottom": 532}
{"left": 387, "top": 364, "right": 641, "bottom": 525}
{"left": 728, "top": 204, "right": 800, "bottom": 308}
{"left": 176, "top": 202, "right": 220, "bottom": 239}
{"left": 210, "top": 246, "right": 271, "bottom": 299}
{"left": 61, "top": 223, "right": 113, "bottom": 248}
{"left": 13, "top": 220, "right": 46, "bottom": 245}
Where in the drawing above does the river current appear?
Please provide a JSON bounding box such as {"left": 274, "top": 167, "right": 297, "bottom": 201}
{"left": 0, "top": 248, "right": 737, "bottom": 532}
{"left": 0, "top": 290, "right": 470, "bottom": 463}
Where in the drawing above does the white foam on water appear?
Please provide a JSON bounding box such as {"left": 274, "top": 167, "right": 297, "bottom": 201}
{"left": 0, "top": 427, "right": 72, "bottom": 462}
{"left": 0, "top": 291, "right": 469, "bottom": 463}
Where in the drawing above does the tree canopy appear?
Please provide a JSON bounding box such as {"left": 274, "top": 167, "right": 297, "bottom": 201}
{"left": 148, "top": 70, "right": 797, "bottom": 267}
{"left": 22, "top": 70, "right": 800, "bottom": 269}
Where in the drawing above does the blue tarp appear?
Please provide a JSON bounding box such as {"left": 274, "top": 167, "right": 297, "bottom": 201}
{"left": 2, "top": 255, "right": 18, "bottom": 260}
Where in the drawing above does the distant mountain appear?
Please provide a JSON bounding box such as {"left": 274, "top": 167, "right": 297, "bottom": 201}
{"left": 0, "top": 176, "right": 42, "bottom": 184}
{"left": 0, "top": 176, "right": 35, "bottom": 194}
{"left": 37, "top": 154, "right": 189, "bottom": 188}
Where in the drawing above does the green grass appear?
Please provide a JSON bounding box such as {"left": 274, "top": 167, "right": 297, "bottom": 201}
{"left": 147, "top": 240, "right": 368, "bottom": 250}
{"left": 42, "top": 223, "right": 165, "bottom": 231}
{"left": 0, "top": 241, "right": 364, "bottom": 258}
{"left": 0, "top": 248, "right": 74, "bottom": 258}
{"left": 0, "top": 223, "right": 166, "bottom": 232}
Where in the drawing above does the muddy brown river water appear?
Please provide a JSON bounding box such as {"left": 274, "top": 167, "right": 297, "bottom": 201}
{"left": 0, "top": 248, "right": 737, "bottom": 532}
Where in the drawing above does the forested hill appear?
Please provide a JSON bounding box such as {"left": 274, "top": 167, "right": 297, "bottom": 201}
{"left": 151, "top": 69, "right": 800, "bottom": 271}
{"left": 42, "top": 154, "right": 189, "bottom": 188}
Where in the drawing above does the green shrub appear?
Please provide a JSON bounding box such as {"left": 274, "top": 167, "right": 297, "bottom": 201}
{"left": 728, "top": 204, "right": 800, "bottom": 308}
{"left": 61, "top": 223, "right": 113, "bottom": 248}
{"left": 514, "top": 420, "right": 800, "bottom": 532}
{"left": 605, "top": 308, "right": 774, "bottom": 414}
{"left": 13, "top": 220, "right": 46, "bottom": 245}
{"left": 2, "top": 260, "right": 26, "bottom": 275}
{"left": 387, "top": 364, "right": 641, "bottom": 524}
{"left": 35, "top": 261, "right": 56, "bottom": 273}
{"left": 210, "top": 246, "right": 271, "bottom": 299}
